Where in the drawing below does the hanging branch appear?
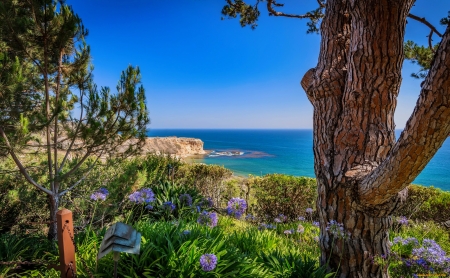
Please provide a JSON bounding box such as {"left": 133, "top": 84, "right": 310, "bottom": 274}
{"left": 408, "top": 13, "right": 443, "bottom": 37}
{"left": 267, "top": 0, "right": 315, "bottom": 19}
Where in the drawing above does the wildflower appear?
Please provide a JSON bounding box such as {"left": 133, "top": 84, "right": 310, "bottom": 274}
{"left": 145, "top": 204, "right": 153, "bottom": 210}
{"left": 397, "top": 216, "right": 409, "bottom": 226}
{"left": 179, "top": 194, "right": 192, "bottom": 207}
{"left": 226, "top": 198, "right": 247, "bottom": 219}
{"left": 197, "top": 211, "right": 218, "bottom": 228}
{"left": 201, "top": 197, "right": 213, "bottom": 208}
{"left": 298, "top": 216, "right": 306, "bottom": 221}
{"left": 200, "top": 254, "right": 218, "bottom": 272}
{"left": 274, "top": 214, "right": 287, "bottom": 223}
{"left": 306, "top": 208, "right": 314, "bottom": 214}
{"left": 312, "top": 221, "right": 320, "bottom": 227}
{"left": 128, "top": 188, "right": 155, "bottom": 204}
{"left": 284, "top": 229, "right": 294, "bottom": 235}
{"left": 163, "top": 201, "right": 176, "bottom": 212}
{"left": 326, "top": 220, "right": 349, "bottom": 239}
{"left": 182, "top": 230, "right": 191, "bottom": 235}
{"left": 297, "top": 224, "right": 305, "bottom": 234}
{"left": 245, "top": 214, "right": 256, "bottom": 222}
{"left": 90, "top": 188, "right": 109, "bottom": 201}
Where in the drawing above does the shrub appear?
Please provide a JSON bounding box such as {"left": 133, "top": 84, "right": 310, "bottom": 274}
{"left": 250, "top": 174, "right": 317, "bottom": 221}
{"left": 175, "top": 163, "right": 233, "bottom": 207}
{"left": 394, "top": 185, "right": 450, "bottom": 224}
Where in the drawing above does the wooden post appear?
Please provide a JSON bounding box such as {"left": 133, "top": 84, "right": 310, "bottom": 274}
{"left": 57, "top": 209, "right": 76, "bottom": 278}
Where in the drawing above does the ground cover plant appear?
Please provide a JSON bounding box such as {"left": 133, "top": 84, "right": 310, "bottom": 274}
{"left": 1, "top": 154, "right": 449, "bottom": 277}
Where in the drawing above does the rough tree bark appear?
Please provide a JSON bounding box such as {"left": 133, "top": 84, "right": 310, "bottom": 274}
{"left": 301, "top": 0, "right": 450, "bottom": 277}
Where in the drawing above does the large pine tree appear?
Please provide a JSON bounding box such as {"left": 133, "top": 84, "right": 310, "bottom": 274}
{"left": 0, "top": 0, "right": 149, "bottom": 240}
{"left": 223, "top": 0, "right": 450, "bottom": 277}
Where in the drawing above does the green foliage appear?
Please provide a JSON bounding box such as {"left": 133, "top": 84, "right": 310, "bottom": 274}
{"left": 403, "top": 40, "right": 438, "bottom": 79}
{"left": 250, "top": 174, "right": 317, "bottom": 221}
{"left": 176, "top": 163, "right": 233, "bottom": 207}
{"left": 220, "top": 0, "right": 325, "bottom": 33}
{"left": 394, "top": 184, "right": 450, "bottom": 223}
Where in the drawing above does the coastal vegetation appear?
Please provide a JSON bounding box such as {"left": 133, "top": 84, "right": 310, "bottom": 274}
{"left": 1, "top": 154, "right": 449, "bottom": 277}
{"left": 222, "top": 1, "right": 450, "bottom": 275}
{"left": 1, "top": 0, "right": 450, "bottom": 277}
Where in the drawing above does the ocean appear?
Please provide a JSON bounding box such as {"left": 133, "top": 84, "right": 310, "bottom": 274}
{"left": 146, "top": 129, "right": 450, "bottom": 192}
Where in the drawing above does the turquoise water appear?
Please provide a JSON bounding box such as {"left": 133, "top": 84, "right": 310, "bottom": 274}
{"left": 147, "top": 129, "right": 450, "bottom": 191}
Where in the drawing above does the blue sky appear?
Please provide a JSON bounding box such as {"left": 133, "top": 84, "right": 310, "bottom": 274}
{"left": 68, "top": 0, "right": 449, "bottom": 129}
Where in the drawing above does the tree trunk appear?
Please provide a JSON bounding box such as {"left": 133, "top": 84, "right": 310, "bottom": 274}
{"left": 301, "top": 0, "right": 450, "bottom": 276}
{"left": 48, "top": 194, "right": 59, "bottom": 241}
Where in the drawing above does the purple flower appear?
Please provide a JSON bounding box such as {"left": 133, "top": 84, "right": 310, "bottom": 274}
{"left": 201, "top": 197, "right": 213, "bottom": 208}
{"left": 128, "top": 188, "right": 155, "bottom": 204}
{"left": 226, "top": 198, "right": 247, "bottom": 219}
{"left": 90, "top": 188, "right": 109, "bottom": 201}
{"left": 182, "top": 230, "right": 191, "bottom": 235}
{"left": 312, "top": 221, "right": 320, "bottom": 227}
{"left": 306, "top": 208, "right": 314, "bottom": 214}
{"left": 179, "top": 194, "right": 192, "bottom": 207}
{"left": 326, "top": 220, "right": 348, "bottom": 239}
{"left": 274, "top": 214, "right": 287, "bottom": 223}
{"left": 145, "top": 205, "right": 153, "bottom": 210}
{"left": 284, "top": 229, "right": 294, "bottom": 235}
{"left": 298, "top": 216, "right": 306, "bottom": 221}
{"left": 200, "top": 254, "right": 217, "bottom": 272}
{"left": 197, "top": 211, "right": 218, "bottom": 228}
{"left": 245, "top": 214, "right": 256, "bottom": 221}
{"left": 397, "top": 216, "right": 409, "bottom": 226}
{"left": 163, "top": 201, "right": 176, "bottom": 212}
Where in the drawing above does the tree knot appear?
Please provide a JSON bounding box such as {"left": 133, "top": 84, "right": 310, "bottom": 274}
{"left": 344, "top": 161, "right": 379, "bottom": 180}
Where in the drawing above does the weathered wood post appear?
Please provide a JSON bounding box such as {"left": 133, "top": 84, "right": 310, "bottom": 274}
{"left": 57, "top": 209, "right": 76, "bottom": 278}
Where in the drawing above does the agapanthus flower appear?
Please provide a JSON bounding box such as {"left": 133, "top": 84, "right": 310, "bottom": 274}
{"left": 145, "top": 204, "right": 153, "bottom": 210}
{"left": 163, "top": 201, "right": 176, "bottom": 212}
{"left": 312, "top": 221, "right": 320, "bottom": 227}
{"left": 226, "top": 198, "right": 247, "bottom": 219}
{"left": 128, "top": 188, "right": 155, "bottom": 204}
{"left": 200, "top": 254, "right": 218, "bottom": 272}
{"left": 245, "top": 214, "right": 256, "bottom": 222}
{"left": 326, "top": 220, "right": 348, "bottom": 239}
{"left": 397, "top": 216, "right": 409, "bottom": 226}
{"left": 179, "top": 193, "right": 192, "bottom": 207}
{"left": 298, "top": 216, "right": 306, "bottom": 221}
{"left": 182, "top": 230, "right": 191, "bottom": 235}
{"left": 90, "top": 188, "right": 109, "bottom": 201}
{"left": 197, "top": 211, "right": 218, "bottom": 228}
{"left": 284, "top": 229, "right": 294, "bottom": 235}
{"left": 306, "top": 208, "right": 314, "bottom": 214}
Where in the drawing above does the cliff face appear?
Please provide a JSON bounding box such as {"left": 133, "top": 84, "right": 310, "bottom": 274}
{"left": 139, "top": 137, "right": 206, "bottom": 158}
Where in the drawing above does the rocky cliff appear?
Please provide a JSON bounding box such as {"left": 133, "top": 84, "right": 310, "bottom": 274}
{"left": 139, "top": 137, "right": 206, "bottom": 158}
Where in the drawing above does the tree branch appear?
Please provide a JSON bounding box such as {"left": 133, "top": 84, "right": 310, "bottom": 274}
{"left": 428, "top": 30, "right": 435, "bottom": 53}
{"left": 58, "top": 151, "right": 102, "bottom": 197}
{"left": 58, "top": 88, "right": 86, "bottom": 174}
{"left": 408, "top": 13, "right": 443, "bottom": 37}
{"left": 267, "top": 0, "right": 315, "bottom": 19}
{"left": 0, "top": 127, "right": 52, "bottom": 195}
{"left": 359, "top": 26, "right": 450, "bottom": 206}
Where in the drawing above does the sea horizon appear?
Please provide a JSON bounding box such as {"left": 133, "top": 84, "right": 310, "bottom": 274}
{"left": 146, "top": 129, "right": 450, "bottom": 192}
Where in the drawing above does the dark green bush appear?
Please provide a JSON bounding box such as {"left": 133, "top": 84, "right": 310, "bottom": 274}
{"left": 175, "top": 163, "right": 233, "bottom": 207}
{"left": 394, "top": 184, "right": 450, "bottom": 224}
{"left": 250, "top": 174, "right": 317, "bottom": 221}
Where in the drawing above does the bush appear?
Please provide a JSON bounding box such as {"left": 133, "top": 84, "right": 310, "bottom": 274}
{"left": 394, "top": 185, "right": 450, "bottom": 224}
{"left": 175, "top": 163, "right": 233, "bottom": 207}
{"left": 250, "top": 174, "right": 317, "bottom": 221}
